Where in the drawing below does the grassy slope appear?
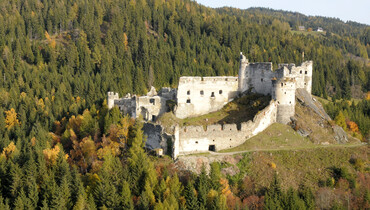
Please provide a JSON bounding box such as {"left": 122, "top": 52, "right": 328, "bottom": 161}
{"left": 245, "top": 145, "right": 369, "bottom": 190}
{"left": 221, "top": 123, "right": 315, "bottom": 152}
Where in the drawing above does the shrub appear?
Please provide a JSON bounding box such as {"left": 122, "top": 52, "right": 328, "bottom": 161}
{"left": 268, "top": 162, "right": 276, "bottom": 169}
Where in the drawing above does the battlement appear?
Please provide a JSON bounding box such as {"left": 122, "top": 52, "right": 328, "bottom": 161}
{"left": 278, "top": 63, "right": 296, "bottom": 70}
{"left": 248, "top": 62, "right": 273, "bottom": 71}
{"left": 174, "top": 101, "right": 277, "bottom": 157}
{"left": 178, "top": 76, "right": 238, "bottom": 84}
{"left": 107, "top": 92, "right": 119, "bottom": 97}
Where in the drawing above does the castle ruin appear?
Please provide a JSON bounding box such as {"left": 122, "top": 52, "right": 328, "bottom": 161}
{"left": 108, "top": 52, "right": 313, "bottom": 158}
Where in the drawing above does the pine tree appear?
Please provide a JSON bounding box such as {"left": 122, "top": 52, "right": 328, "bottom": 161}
{"left": 195, "top": 166, "right": 209, "bottom": 209}
{"left": 121, "top": 181, "right": 134, "bottom": 210}
{"left": 264, "top": 173, "right": 284, "bottom": 210}
{"left": 184, "top": 182, "right": 198, "bottom": 210}
{"left": 299, "top": 185, "right": 315, "bottom": 210}
{"left": 209, "top": 162, "right": 221, "bottom": 190}
{"left": 93, "top": 173, "right": 121, "bottom": 209}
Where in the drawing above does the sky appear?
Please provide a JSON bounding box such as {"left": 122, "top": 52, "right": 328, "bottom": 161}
{"left": 195, "top": 0, "right": 370, "bottom": 25}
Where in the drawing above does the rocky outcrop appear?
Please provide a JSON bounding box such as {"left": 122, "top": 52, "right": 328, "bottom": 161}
{"left": 176, "top": 155, "right": 243, "bottom": 175}
{"left": 333, "top": 125, "right": 349, "bottom": 143}
{"left": 296, "top": 89, "right": 330, "bottom": 120}
{"left": 143, "top": 123, "right": 167, "bottom": 151}
{"left": 295, "top": 89, "right": 348, "bottom": 143}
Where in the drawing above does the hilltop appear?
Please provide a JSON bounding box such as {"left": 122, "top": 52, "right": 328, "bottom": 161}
{"left": 0, "top": 0, "right": 369, "bottom": 209}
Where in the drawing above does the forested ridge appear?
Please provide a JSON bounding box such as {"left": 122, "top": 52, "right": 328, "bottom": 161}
{"left": 0, "top": 0, "right": 369, "bottom": 209}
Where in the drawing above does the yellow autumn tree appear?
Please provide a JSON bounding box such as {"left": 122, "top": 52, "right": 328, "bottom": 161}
{"left": 31, "top": 137, "right": 36, "bottom": 147}
{"left": 44, "top": 31, "right": 56, "bottom": 48}
{"left": 43, "top": 145, "right": 60, "bottom": 166}
{"left": 5, "top": 108, "right": 20, "bottom": 130}
{"left": 97, "top": 136, "right": 120, "bottom": 159}
{"left": 123, "top": 33, "right": 129, "bottom": 50}
{"left": 45, "top": 31, "right": 51, "bottom": 41}
{"left": 1, "top": 142, "right": 18, "bottom": 159}
{"left": 37, "top": 98, "right": 45, "bottom": 110}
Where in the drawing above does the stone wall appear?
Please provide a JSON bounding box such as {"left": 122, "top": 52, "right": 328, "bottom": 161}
{"left": 108, "top": 87, "right": 175, "bottom": 122}
{"left": 136, "top": 96, "right": 167, "bottom": 121}
{"left": 173, "top": 101, "right": 277, "bottom": 158}
{"left": 115, "top": 97, "right": 137, "bottom": 118}
{"left": 247, "top": 63, "right": 275, "bottom": 95}
{"left": 289, "top": 61, "right": 313, "bottom": 94}
{"left": 238, "top": 52, "right": 313, "bottom": 97}
{"left": 175, "top": 76, "right": 239, "bottom": 119}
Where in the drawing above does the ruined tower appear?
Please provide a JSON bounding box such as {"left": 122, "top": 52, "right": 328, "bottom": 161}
{"left": 238, "top": 52, "right": 249, "bottom": 93}
{"left": 107, "top": 92, "right": 119, "bottom": 109}
{"left": 272, "top": 77, "right": 296, "bottom": 124}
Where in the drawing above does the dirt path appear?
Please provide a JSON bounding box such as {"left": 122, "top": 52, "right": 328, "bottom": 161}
{"left": 181, "top": 142, "right": 368, "bottom": 157}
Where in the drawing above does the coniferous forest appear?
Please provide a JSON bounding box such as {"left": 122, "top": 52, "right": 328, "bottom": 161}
{"left": 0, "top": 0, "right": 369, "bottom": 209}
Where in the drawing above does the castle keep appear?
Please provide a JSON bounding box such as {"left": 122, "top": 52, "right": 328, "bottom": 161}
{"left": 108, "top": 53, "right": 313, "bottom": 158}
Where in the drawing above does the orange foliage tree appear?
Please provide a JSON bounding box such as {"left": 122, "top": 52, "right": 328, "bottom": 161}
{"left": 346, "top": 120, "right": 359, "bottom": 133}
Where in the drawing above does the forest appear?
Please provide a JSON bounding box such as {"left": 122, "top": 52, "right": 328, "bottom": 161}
{"left": 0, "top": 0, "right": 369, "bottom": 209}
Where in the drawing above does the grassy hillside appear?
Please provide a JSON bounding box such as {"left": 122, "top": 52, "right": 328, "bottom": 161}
{"left": 177, "top": 143, "right": 369, "bottom": 208}
{"left": 243, "top": 145, "right": 369, "bottom": 190}
{"left": 220, "top": 123, "right": 316, "bottom": 153}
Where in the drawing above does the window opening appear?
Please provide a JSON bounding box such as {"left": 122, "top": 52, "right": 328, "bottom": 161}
{"left": 219, "top": 90, "right": 223, "bottom": 94}
{"left": 149, "top": 98, "right": 155, "bottom": 105}
{"left": 186, "top": 99, "right": 191, "bottom": 103}
{"left": 211, "top": 92, "right": 215, "bottom": 97}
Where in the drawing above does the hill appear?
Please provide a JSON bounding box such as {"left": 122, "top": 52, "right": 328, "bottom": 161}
{"left": 0, "top": 0, "right": 369, "bottom": 209}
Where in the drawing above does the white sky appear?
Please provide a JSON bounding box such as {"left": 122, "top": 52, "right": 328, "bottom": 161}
{"left": 195, "top": 0, "right": 370, "bottom": 25}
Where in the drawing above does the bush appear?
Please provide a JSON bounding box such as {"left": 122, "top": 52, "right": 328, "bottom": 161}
{"left": 268, "top": 162, "right": 276, "bottom": 169}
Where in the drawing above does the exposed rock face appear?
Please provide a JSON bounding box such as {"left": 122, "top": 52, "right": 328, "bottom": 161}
{"left": 296, "top": 89, "right": 330, "bottom": 120}
{"left": 143, "top": 123, "right": 167, "bottom": 151}
{"left": 176, "top": 155, "right": 243, "bottom": 175}
{"left": 295, "top": 89, "right": 348, "bottom": 143}
{"left": 333, "top": 125, "right": 349, "bottom": 143}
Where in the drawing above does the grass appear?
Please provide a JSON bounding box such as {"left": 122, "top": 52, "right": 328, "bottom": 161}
{"left": 245, "top": 145, "right": 369, "bottom": 190}
{"left": 220, "top": 123, "right": 315, "bottom": 153}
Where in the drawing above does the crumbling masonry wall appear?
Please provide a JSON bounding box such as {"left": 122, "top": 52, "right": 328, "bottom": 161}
{"left": 173, "top": 101, "right": 277, "bottom": 158}
{"left": 175, "top": 76, "right": 239, "bottom": 119}
{"left": 108, "top": 87, "right": 176, "bottom": 122}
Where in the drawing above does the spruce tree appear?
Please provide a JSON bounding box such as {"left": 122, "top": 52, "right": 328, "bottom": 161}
{"left": 184, "top": 182, "right": 198, "bottom": 210}
{"left": 121, "top": 181, "right": 134, "bottom": 210}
